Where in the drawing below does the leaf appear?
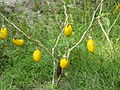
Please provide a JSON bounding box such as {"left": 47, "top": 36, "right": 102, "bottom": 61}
{"left": 67, "top": 5, "right": 77, "bottom": 8}
{"left": 99, "top": 13, "right": 110, "bottom": 17}
{"left": 101, "top": 17, "right": 110, "bottom": 27}
{"left": 65, "top": 0, "right": 71, "bottom": 4}
{"left": 57, "top": 43, "right": 66, "bottom": 47}
{"left": 0, "top": 39, "right": 4, "bottom": 44}
{"left": 64, "top": 72, "right": 69, "bottom": 76}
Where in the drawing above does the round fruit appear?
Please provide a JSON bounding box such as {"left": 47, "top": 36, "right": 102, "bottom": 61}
{"left": 0, "top": 27, "right": 8, "bottom": 40}
{"left": 33, "top": 49, "right": 41, "bottom": 62}
{"left": 12, "top": 38, "right": 24, "bottom": 46}
{"left": 60, "top": 58, "right": 68, "bottom": 69}
{"left": 64, "top": 24, "right": 72, "bottom": 37}
{"left": 87, "top": 38, "right": 95, "bottom": 53}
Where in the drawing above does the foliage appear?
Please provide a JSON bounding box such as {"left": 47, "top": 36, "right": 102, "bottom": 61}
{"left": 0, "top": 0, "right": 120, "bottom": 90}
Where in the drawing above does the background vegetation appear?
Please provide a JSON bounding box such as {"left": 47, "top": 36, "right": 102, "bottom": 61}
{"left": 0, "top": 0, "right": 120, "bottom": 89}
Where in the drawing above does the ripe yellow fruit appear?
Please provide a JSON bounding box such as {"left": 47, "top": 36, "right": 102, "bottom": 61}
{"left": 12, "top": 38, "right": 24, "bottom": 46}
{"left": 64, "top": 24, "right": 72, "bottom": 37}
{"left": 60, "top": 58, "right": 68, "bottom": 69}
{"left": 113, "top": 3, "right": 120, "bottom": 14}
{"left": 33, "top": 49, "right": 41, "bottom": 62}
{"left": 87, "top": 38, "right": 95, "bottom": 53}
{"left": 0, "top": 27, "right": 8, "bottom": 40}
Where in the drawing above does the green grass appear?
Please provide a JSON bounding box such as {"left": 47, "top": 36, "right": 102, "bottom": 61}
{"left": 0, "top": 0, "right": 120, "bottom": 90}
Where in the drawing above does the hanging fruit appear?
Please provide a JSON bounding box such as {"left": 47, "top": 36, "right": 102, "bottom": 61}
{"left": 33, "top": 49, "right": 41, "bottom": 62}
{"left": 113, "top": 3, "right": 120, "bottom": 14}
{"left": 87, "top": 38, "right": 95, "bottom": 53}
{"left": 12, "top": 38, "right": 24, "bottom": 46}
{"left": 64, "top": 24, "right": 72, "bottom": 37}
{"left": 60, "top": 58, "right": 68, "bottom": 69}
{"left": 0, "top": 27, "right": 8, "bottom": 40}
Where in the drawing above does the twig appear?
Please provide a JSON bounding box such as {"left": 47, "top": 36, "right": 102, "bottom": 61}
{"left": 51, "top": 0, "right": 69, "bottom": 86}
{"left": 51, "top": 32, "right": 62, "bottom": 86}
{"left": 107, "top": 12, "right": 120, "bottom": 35}
{"left": 55, "top": 0, "right": 103, "bottom": 86}
{"left": 52, "top": 33, "right": 63, "bottom": 55}
{"left": 0, "top": 12, "right": 57, "bottom": 60}
{"left": 62, "top": 0, "right": 71, "bottom": 56}
{"left": 99, "top": 0, "right": 103, "bottom": 15}
{"left": 67, "top": 0, "right": 102, "bottom": 58}
{"left": 97, "top": 18, "right": 113, "bottom": 49}
{"left": 96, "top": 0, "right": 113, "bottom": 50}
{"left": 63, "top": 1, "right": 68, "bottom": 26}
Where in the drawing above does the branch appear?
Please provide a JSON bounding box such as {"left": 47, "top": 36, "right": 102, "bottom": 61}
{"left": 66, "top": 0, "right": 103, "bottom": 58}
{"left": 51, "top": 1, "right": 69, "bottom": 56}
{"left": 97, "top": 18, "right": 113, "bottom": 49}
{"left": 51, "top": 32, "right": 62, "bottom": 86}
{"left": 0, "top": 12, "right": 57, "bottom": 60}
{"left": 107, "top": 12, "right": 120, "bottom": 35}
{"left": 96, "top": 0, "right": 113, "bottom": 50}
{"left": 51, "top": 1, "right": 69, "bottom": 86}
{"left": 63, "top": 1, "right": 68, "bottom": 26}
{"left": 99, "top": 0, "right": 103, "bottom": 15}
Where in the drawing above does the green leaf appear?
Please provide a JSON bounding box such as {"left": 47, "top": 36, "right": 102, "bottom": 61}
{"left": 64, "top": 72, "right": 69, "bottom": 76}
{"left": 99, "top": 13, "right": 110, "bottom": 17}
{"left": 57, "top": 43, "right": 66, "bottom": 47}
{"left": 0, "top": 39, "right": 4, "bottom": 44}
{"left": 101, "top": 17, "right": 110, "bottom": 27}
{"left": 65, "top": 0, "right": 71, "bottom": 4}
{"left": 67, "top": 5, "right": 77, "bottom": 8}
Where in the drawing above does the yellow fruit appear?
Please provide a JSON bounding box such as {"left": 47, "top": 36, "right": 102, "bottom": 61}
{"left": 87, "top": 38, "right": 95, "bottom": 53}
{"left": 12, "top": 38, "right": 24, "bottom": 46}
{"left": 113, "top": 3, "right": 120, "bottom": 14}
{"left": 60, "top": 58, "right": 68, "bottom": 69}
{"left": 64, "top": 24, "right": 72, "bottom": 37}
{"left": 0, "top": 27, "right": 8, "bottom": 40}
{"left": 33, "top": 49, "right": 41, "bottom": 62}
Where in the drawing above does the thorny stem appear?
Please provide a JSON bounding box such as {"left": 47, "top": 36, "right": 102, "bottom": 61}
{"left": 63, "top": 0, "right": 70, "bottom": 56}
{"left": 1, "top": 0, "right": 110, "bottom": 87}
{"left": 67, "top": 0, "right": 103, "bottom": 58}
{"left": 51, "top": 0, "right": 69, "bottom": 86}
{"left": 51, "top": 33, "right": 62, "bottom": 86}
{"left": 63, "top": 1, "right": 68, "bottom": 26}
{"left": 97, "top": 18, "right": 113, "bottom": 50}
{"left": 0, "top": 12, "right": 57, "bottom": 61}
{"left": 99, "top": 0, "right": 103, "bottom": 15}
{"left": 52, "top": 0, "right": 70, "bottom": 86}
{"left": 97, "top": 0, "right": 113, "bottom": 50}
{"left": 56, "top": 0, "right": 104, "bottom": 86}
